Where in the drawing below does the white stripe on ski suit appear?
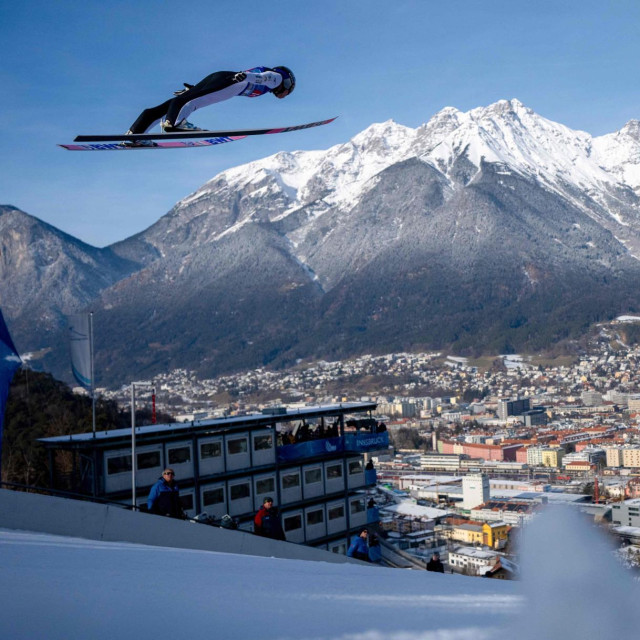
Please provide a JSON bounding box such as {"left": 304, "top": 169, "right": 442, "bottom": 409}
{"left": 174, "top": 71, "right": 283, "bottom": 125}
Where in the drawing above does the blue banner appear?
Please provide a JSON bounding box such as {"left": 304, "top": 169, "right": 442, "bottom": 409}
{"left": 277, "top": 437, "right": 344, "bottom": 462}
{"left": 344, "top": 431, "right": 389, "bottom": 453}
{"left": 277, "top": 432, "right": 389, "bottom": 462}
{"left": 0, "top": 309, "right": 21, "bottom": 472}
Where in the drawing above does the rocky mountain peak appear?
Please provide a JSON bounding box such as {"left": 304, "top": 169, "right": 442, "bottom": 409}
{"left": 620, "top": 120, "right": 640, "bottom": 140}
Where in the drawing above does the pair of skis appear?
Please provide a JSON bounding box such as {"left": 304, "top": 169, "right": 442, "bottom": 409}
{"left": 59, "top": 117, "right": 337, "bottom": 151}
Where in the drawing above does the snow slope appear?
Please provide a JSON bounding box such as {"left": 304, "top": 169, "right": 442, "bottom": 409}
{"left": 2, "top": 507, "right": 640, "bottom": 640}
{"left": 0, "top": 528, "right": 518, "bottom": 640}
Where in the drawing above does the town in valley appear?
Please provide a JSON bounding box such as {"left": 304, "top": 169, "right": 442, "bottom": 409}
{"left": 88, "top": 317, "right": 640, "bottom": 577}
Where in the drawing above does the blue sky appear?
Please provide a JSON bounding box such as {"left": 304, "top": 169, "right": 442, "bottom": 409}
{"left": 1, "top": 0, "right": 638, "bottom": 247}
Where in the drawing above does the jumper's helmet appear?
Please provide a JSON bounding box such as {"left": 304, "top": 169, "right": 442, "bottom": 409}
{"left": 272, "top": 66, "right": 295, "bottom": 98}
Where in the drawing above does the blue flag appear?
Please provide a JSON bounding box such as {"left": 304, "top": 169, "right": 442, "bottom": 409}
{"left": 0, "top": 309, "right": 21, "bottom": 471}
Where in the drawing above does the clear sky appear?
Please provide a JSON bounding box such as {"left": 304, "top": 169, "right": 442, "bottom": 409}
{"left": 1, "top": 0, "right": 638, "bottom": 247}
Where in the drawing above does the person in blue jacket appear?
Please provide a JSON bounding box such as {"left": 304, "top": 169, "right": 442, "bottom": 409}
{"left": 124, "top": 66, "right": 295, "bottom": 145}
{"left": 347, "top": 528, "right": 369, "bottom": 561}
{"left": 147, "top": 468, "right": 184, "bottom": 518}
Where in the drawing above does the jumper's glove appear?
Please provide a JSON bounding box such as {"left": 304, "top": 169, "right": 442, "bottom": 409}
{"left": 173, "top": 82, "right": 194, "bottom": 96}
{"left": 233, "top": 72, "right": 247, "bottom": 83}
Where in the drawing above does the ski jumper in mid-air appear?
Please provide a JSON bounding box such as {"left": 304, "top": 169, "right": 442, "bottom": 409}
{"left": 125, "top": 66, "right": 295, "bottom": 144}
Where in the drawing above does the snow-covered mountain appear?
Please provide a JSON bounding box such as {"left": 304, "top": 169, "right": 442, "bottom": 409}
{"left": 142, "top": 99, "right": 640, "bottom": 263}
{"left": 4, "top": 100, "right": 640, "bottom": 384}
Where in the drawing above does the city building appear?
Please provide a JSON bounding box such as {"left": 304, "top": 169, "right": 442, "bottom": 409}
{"left": 471, "top": 500, "right": 539, "bottom": 527}
{"left": 483, "top": 521, "right": 510, "bottom": 549}
{"left": 611, "top": 499, "right": 640, "bottom": 528}
{"left": 541, "top": 448, "right": 565, "bottom": 468}
{"left": 622, "top": 448, "right": 640, "bottom": 469}
{"left": 581, "top": 390, "right": 603, "bottom": 407}
{"left": 523, "top": 409, "right": 548, "bottom": 426}
{"left": 527, "top": 446, "right": 545, "bottom": 467}
{"left": 462, "top": 474, "right": 490, "bottom": 510}
{"left": 605, "top": 446, "right": 623, "bottom": 468}
{"left": 627, "top": 395, "right": 640, "bottom": 413}
{"left": 420, "top": 453, "right": 467, "bottom": 472}
{"left": 39, "top": 402, "right": 388, "bottom": 554}
{"left": 564, "top": 460, "right": 595, "bottom": 474}
{"left": 448, "top": 546, "right": 498, "bottom": 575}
{"left": 438, "top": 520, "right": 508, "bottom": 549}
{"left": 447, "top": 522, "right": 484, "bottom": 545}
{"left": 497, "top": 397, "right": 531, "bottom": 421}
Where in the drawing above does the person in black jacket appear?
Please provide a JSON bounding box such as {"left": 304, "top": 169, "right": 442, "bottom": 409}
{"left": 426, "top": 552, "right": 445, "bottom": 573}
{"left": 254, "top": 497, "right": 286, "bottom": 541}
{"left": 147, "top": 468, "right": 184, "bottom": 519}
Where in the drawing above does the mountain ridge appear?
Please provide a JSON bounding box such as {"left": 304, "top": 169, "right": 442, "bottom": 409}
{"left": 2, "top": 98, "right": 640, "bottom": 385}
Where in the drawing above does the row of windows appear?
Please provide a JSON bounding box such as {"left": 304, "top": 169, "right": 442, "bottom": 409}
{"left": 107, "top": 434, "right": 369, "bottom": 479}
{"left": 178, "top": 491, "right": 364, "bottom": 525}
{"left": 172, "top": 480, "right": 367, "bottom": 532}
{"left": 106, "top": 432, "right": 276, "bottom": 477}
{"left": 107, "top": 452, "right": 362, "bottom": 493}
{"left": 283, "top": 499, "right": 365, "bottom": 534}
{"left": 198, "top": 462, "right": 363, "bottom": 510}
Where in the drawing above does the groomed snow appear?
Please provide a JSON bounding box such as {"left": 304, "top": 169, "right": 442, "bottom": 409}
{"left": 0, "top": 528, "right": 519, "bottom": 640}
{"left": 3, "top": 506, "right": 640, "bottom": 638}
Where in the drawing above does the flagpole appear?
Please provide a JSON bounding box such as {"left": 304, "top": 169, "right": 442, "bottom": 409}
{"left": 89, "top": 311, "right": 96, "bottom": 437}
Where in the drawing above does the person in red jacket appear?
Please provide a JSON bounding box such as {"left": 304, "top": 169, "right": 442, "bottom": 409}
{"left": 254, "top": 497, "right": 286, "bottom": 541}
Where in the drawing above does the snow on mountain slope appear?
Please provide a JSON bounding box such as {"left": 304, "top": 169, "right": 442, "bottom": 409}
{"left": 173, "top": 100, "right": 640, "bottom": 248}
{"left": 425, "top": 100, "right": 605, "bottom": 187}
{"left": 421, "top": 100, "right": 640, "bottom": 229}
{"left": 593, "top": 119, "right": 640, "bottom": 192}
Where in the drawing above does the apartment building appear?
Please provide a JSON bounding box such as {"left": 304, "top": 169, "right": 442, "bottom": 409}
{"left": 605, "top": 446, "right": 623, "bottom": 468}
{"left": 541, "top": 448, "right": 565, "bottom": 468}
{"left": 622, "top": 448, "right": 640, "bottom": 468}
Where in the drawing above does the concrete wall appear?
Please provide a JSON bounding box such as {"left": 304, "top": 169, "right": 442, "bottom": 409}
{"left": 0, "top": 489, "right": 369, "bottom": 566}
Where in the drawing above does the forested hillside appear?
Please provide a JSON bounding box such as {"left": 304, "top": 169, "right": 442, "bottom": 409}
{"left": 2, "top": 369, "right": 171, "bottom": 487}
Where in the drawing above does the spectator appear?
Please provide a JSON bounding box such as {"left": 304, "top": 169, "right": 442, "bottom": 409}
{"left": 254, "top": 497, "right": 286, "bottom": 541}
{"left": 426, "top": 552, "right": 445, "bottom": 573}
{"left": 347, "top": 528, "right": 369, "bottom": 561}
{"left": 147, "top": 468, "right": 185, "bottom": 519}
